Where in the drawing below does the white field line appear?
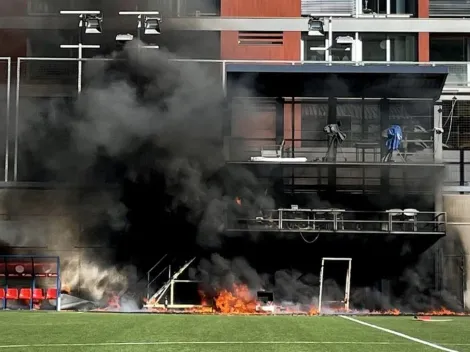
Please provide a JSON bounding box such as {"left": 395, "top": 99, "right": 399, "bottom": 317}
{"left": 340, "top": 315, "right": 459, "bottom": 352}
{"left": 0, "top": 341, "right": 415, "bottom": 349}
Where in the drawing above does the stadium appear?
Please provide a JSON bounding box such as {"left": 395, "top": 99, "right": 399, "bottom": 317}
{"left": 1, "top": 0, "right": 470, "bottom": 351}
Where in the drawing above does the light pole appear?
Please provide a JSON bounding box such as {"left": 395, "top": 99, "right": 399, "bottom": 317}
{"left": 118, "top": 11, "right": 161, "bottom": 41}
{"left": 59, "top": 11, "right": 102, "bottom": 94}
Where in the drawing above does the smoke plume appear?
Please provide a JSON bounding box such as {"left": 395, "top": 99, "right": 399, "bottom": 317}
{"left": 1, "top": 40, "right": 272, "bottom": 300}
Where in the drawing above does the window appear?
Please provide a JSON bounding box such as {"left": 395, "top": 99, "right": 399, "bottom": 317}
{"left": 361, "top": 33, "right": 417, "bottom": 61}
{"left": 365, "top": 0, "right": 387, "bottom": 14}
{"left": 362, "top": 0, "right": 417, "bottom": 16}
{"left": 304, "top": 36, "right": 325, "bottom": 61}
{"left": 238, "top": 32, "right": 283, "bottom": 46}
{"left": 430, "top": 36, "right": 468, "bottom": 61}
{"left": 304, "top": 33, "right": 354, "bottom": 61}
{"left": 362, "top": 33, "right": 386, "bottom": 61}
{"left": 390, "top": 0, "right": 416, "bottom": 15}
{"left": 390, "top": 34, "right": 417, "bottom": 61}
{"left": 27, "top": 0, "right": 89, "bottom": 15}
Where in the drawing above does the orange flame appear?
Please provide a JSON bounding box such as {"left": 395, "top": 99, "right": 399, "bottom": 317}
{"left": 417, "top": 307, "right": 465, "bottom": 316}
{"left": 214, "top": 284, "right": 258, "bottom": 314}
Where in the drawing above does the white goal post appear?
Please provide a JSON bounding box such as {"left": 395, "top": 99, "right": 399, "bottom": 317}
{"left": 318, "top": 257, "right": 352, "bottom": 314}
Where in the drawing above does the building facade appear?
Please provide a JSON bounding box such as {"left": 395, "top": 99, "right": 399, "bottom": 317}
{"left": 0, "top": 0, "right": 469, "bottom": 308}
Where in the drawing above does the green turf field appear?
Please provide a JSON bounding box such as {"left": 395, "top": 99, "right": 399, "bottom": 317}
{"left": 0, "top": 312, "right": 467, "bottom": 352}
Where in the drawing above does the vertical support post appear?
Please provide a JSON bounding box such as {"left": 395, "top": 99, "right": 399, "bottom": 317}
{"left": 460, "top": 149, "right": 465, "bottom": 194}
{"left": 147, "top": 271, "right": 151, "bottom": 300}
{"left": 380, "top": 99, "right": 390, "bottom": 195}
{"left": 4, "top": 57, "right": 11, "bottom": 182}
{"left": 344, "top": 259, "right": 352, "bottom": 311}
{"left": 433, "top": 103, "right": 444, "bottom": 210}
{"left": 434, "top": 102, "right": 443, "bottom": 163}
{"left": 14, "top": 58, "right": 20, "bottom": 182}
{"left": 327, "top": 17, "right": 333, "bottom": 62}
{"left": 170, "top": 280, "right": 174, "bottom": 306}
{"left": 30, "top": 257, "right": 34, "bottom": 310}
{"left": 318, "top": 258, "right": 325, "bottom": 314}
{"left": 291, "top": 97, "right": 295, "bottom": 156}
{"left": 56, "top": 257, "right": 61, "bottom": 311}
{"left": 77, "top": 18, "right": 83, "bottom": 95}
{"left": 275, "top": 98, "right": 284, "bottom": 146}
{"left": 327, "top": 97, "right": 337, "bottom": 189}
{"left": 2, "top": 257, "right": 6, "bottom": 310}
{"left": 221, "top": 61, "right": 226, "bottom": 96}
{"left": 168, "top": 265, "right": 171, "bottom": 279}
{"left": 78, "top": 45, "right": 83, "bottom": 94}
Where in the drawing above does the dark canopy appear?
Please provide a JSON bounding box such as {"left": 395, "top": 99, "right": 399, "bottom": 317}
{"left": 225, "top": 63, "right": 448, "bottom": 100}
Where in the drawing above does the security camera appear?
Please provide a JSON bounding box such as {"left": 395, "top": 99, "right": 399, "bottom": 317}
{"left": 434, "top": 127, "right": 444, "bottom": 134}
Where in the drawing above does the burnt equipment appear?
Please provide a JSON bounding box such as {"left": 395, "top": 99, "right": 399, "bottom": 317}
{"left": 323, "top": 122, "right": 347, "bottom": 162}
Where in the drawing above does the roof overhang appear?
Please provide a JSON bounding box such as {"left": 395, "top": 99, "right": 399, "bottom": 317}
{"left": 225, "top": 64, "right": 448, "bottom": 100}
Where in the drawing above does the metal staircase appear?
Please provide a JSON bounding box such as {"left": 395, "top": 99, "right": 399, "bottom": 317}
{"left": 144, "top": 257, "right": 200, "bottom": 309}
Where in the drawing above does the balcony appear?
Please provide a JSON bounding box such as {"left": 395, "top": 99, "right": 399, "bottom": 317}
{"left": 226, "top": 208, "right": 446, "bottom": 236}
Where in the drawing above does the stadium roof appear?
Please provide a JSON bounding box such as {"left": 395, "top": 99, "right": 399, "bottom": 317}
{"left": 225, "top": 64, "right": 448, "bottom": 100}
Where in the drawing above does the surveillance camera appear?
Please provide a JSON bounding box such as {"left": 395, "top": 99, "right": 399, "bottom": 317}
{"left": 452, "top": 96, "right": 457, "bottom": 100}
{"left": 434, "top": 127, "right": 444, "bottom": 134}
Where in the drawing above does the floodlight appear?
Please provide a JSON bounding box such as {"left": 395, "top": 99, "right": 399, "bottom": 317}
{"left": 308, "top": 16, "right": 324, "bottom": 36}
{"left": 84, "top": 15, "right": 102, "bottom": 34}
{"left": 144, "top": 16, "right": 161, "bottom": 35}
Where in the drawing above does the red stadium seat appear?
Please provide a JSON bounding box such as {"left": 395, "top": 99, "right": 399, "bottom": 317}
{"left": 6, "top": 288, "right": 18, "bottom": 299}
{"left": 0, "top": 288, "right": 4, "bottom": 299}
{"left": 33, "top": 288, "right": 44, "bottom": 300}
{"left": 19, "top": 288, "right": 31, "bottom": 300}
{"left": 46, "top": 288, "right": 57, "bottom": 299}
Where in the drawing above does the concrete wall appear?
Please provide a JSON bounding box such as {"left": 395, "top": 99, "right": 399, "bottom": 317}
{"left": 443, "top": 195, "right": 470, "bottom": 309}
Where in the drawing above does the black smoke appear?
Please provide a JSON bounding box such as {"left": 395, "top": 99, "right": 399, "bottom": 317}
{"left": 0, "top": 40, "right": 461, "bottom": 312}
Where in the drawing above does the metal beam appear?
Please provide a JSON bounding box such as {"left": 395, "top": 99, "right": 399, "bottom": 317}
{"left": 2, "top": 16, "right": 470, "bottom": 33}
{"left": 163, "top": 17, "right": 470, "bottom": 33}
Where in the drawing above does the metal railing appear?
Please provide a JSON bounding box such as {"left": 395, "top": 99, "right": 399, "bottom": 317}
{"left": 227, "top": 135, "right": 436, "bottom": 163}
{"left": 227, "top": 209, "right": 447, "bottom": 234}
{"left": 4, "top": 56, "right": 470, "bottom": 182}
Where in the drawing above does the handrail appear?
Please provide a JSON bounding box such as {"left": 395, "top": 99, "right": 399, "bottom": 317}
{"left": 228, "top": 209, "right": 447, "bottom": 233}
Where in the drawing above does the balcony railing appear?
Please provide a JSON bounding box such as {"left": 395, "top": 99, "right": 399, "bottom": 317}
{"left": 8, "top": 57, "right": 470, "bottom": 90}
{"left": 227, "top": 208, "right": 447, "bottom": 235}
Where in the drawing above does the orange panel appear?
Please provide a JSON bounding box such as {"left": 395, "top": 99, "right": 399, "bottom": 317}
{"left": 221, "top": 0, "right": 300, "bottom": 17}
{"left": 418, "top": 33, "right": 429, "bottom": 62}
{"left": 220, "top": 0, "right": 301, "bottom": 61}
{"left": 418, "top": 0, "right": 429, "bottom": 62}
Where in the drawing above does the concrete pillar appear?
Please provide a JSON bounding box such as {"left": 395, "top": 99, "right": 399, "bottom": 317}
{"left": 443, "top": 195, "right": 470, "bottom": 310}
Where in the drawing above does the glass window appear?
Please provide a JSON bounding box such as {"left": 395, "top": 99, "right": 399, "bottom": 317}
{"left": 390, "top": 34, "right": 417, "bottom": 61}
{"left": 304, "top": 36, "right": 326, "bottom": 61}
{"left": 390, "top": 0, "right": 417, "bottom": 15}
{"left": 365, "top": 0, "right": 387, "bottom": 14}
{"left": 332, "top": 33, "right": 354, "bottom": 61}
{"left": 430, "top": 37, "right": 467, "bottom": 61}
{"left": 362, "top": 33, "right": 386, "bottom": 61}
